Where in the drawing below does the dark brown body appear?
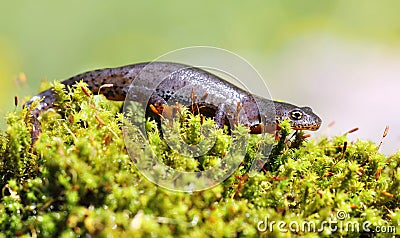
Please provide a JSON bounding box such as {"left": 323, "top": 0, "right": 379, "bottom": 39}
{"left": 25, "top": 62, "right": 322, "bottom": 139}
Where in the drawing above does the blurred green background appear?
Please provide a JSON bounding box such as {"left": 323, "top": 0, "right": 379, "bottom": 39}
{"left": 1, "top": 0, "right": 400, "bottom": 153}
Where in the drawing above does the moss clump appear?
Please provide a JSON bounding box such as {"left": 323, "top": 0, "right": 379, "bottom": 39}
{"left": 0, "top": 82, "right": 399, "bottom": 237}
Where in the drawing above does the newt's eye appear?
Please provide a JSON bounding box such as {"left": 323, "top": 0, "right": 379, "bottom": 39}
{"left": 290, "top": 110, "right": 303, "bottom": 120}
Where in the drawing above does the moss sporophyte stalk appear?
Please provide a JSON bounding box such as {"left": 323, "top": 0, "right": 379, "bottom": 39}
{"left": 0, "top": 82, "right": 399, "bottom": 237}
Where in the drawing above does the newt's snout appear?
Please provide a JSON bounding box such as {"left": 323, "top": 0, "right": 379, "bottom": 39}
{"left": 275, "top": 103, "right": 322, "bottom": 131}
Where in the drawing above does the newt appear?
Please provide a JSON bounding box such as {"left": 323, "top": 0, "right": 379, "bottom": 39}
{"left": 25, "top": 62, "right": 322, "bottom": 140}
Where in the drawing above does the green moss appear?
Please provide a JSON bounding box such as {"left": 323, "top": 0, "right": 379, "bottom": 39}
{"left": 0, "top": 82, "right": 399, "bottom": 237}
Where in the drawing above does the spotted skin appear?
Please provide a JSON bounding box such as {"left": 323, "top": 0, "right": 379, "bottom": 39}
{"left": 25, "top": 62, "right": 322, "bottom": 140}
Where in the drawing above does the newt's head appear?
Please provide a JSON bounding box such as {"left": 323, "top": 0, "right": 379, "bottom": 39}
{"left": 274, "top": 101, "right": 322, "bottom": 131}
